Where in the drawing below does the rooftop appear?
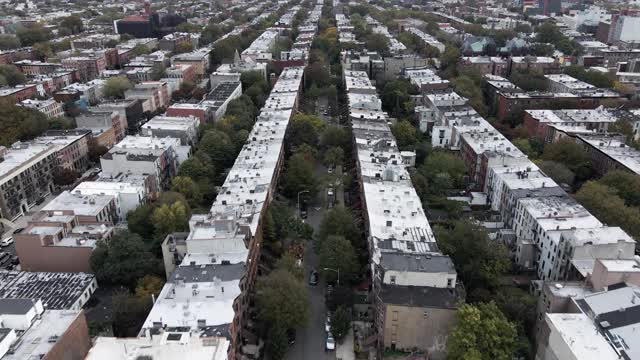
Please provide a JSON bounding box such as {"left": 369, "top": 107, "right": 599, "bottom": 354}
{"left": 3, "top": 309, "right": 85, "bottom": 360}
{"left": 0, "top": 270, "right": 95, "bottom": 309}
{"left": 42, "top": 191, "right": 114, "bottom": 217}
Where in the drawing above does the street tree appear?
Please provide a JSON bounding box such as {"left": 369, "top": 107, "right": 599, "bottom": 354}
{"left": 330, "top": 306, "right": 352, "bottom": 341}
{"left": 52, "top": 167, "right": 78, "bottom": 186}
{"left": 319, "top": 235, "right": 359, "bottom": 284}
{"left": 274, "top": 253, "right": 304, "bottom": 281}
{"left": 323, "top": 146, "right": 344, "bottom": 168}
{"left": 0, "top": 99, "right": 49, "bottom": 146}
{"left": 256, "top": 269, "right": 311, "bottom": 330}
{"left": 318, "top": 206, "right": 359, "bottom": 244}
{"left": 282, "top": 152, "right": 318, "bottom": 199}
{"left": 59, "top": 15, "right": 84, "bottom": 34}
{"left": 127, "top": 205, "right": 155, "bottom": 239}
{"left": 265, "top": 324, "right": 288, "bottom": 360}
{"left": 151, "top": 201, "right": 190, "bottom": 240}
{"left": 448, "top": 302, "right": 518, "bottom": 360}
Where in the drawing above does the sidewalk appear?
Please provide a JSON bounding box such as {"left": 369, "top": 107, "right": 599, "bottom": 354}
{"left": 336, "top": 326, "right": 355, "bottom": 360}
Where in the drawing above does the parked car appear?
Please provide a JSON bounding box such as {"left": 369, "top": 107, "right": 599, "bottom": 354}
{"left": 0, "top": 237, "right": 14, "bottom": 247}
{"left": 10, "top": 256, "right": 19, "bottom": 265}
{"left": 287, "top": 329, "right": 296, "bottom": 345}
{"left": 35, "top": 198, "right": 45, "bottom": 205}
{"left": 325, "top": 335, "right": 335, "bottom": 351}
{"left": 309, "top": 270, "right": 319, "bottom": 286}
{"left": 325, "top": 315, "right": 331, "bottom": 332}
{"left": 11, "top": 227, "right": 24, "bottom": 235}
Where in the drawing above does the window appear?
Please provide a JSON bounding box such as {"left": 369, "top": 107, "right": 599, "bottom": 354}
{"left": 392, "top": 311, "right": 398, "bottom": 321}
{"left": 423, "top": 311, "right": 429, "bottom": 319}
{"left": 447, "top": 279, "right": 453, "bottom": 288}
{"left": 390, "top": 276, "right": 396, "bottom": 285}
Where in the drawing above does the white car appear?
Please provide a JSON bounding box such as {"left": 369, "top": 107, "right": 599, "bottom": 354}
{"left": 325, "top": 335, "right": 335, "bottom": 351}
{"left": 0, "top": 237, "right": 14, "bottom": 247}
{"left": 325, "top": 315, "right": 331, "bottom": 332}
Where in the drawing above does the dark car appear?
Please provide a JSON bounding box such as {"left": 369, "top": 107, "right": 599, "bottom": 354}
{"left": 11, "top": 227, "right": 24, "bottom": 235}
{"left": 35, "top": 198, "right": 46, "bottom": 205}
{"left": 10, "top": 256, "right": 19, "bottom": 265}
{"left": 287, "top": 329, "right": 296, "bottom": 345}
{"left": 309, "top": 270, "right": 319, "bottom": 286}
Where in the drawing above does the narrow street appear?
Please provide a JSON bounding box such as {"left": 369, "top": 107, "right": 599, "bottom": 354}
{"left": 285, "top": 159, "right": 340, "bottom": 360}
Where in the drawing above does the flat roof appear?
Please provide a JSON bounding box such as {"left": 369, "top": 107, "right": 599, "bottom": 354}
{"left": 546, "top": 313, "right": 619, "bottom": 360}
{"left": 42, "top": 191, "right": 114, "bottom": 217}
{"left": 3, "top": 310, "right": 84, "bottom": 360}
{"left": 0, "top": 270, "right": 95, "bottom": 309}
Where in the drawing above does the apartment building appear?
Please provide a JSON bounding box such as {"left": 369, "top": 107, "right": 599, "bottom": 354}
{"left": 574, "top": 133, "right": 640, "bottom": 177}
{"left": 345, "top": 68, "right": 462, "bottom": 358}
{"left": 0, "top": 143, "right": 57, "bottom": 220}
{"left": 154, "top": 66, "right": 304, "bottom": 360}
{"left": 523, "top": 107, "right": 617, "bottom": 143}
{"left": 72, "top": 180, "right": 148, "bottom": 221}
{"left": 0, "top": 299, "right": 91, "bottom": 360}
{"left": 20, "top": 99, "right": 64, "bottom": 118}
{"left": 124, "top": 81, "right": 170, "bottom": 113}
{"left": 100, "top": 135, "right": 186, "bottom": 191}
{"left": 140, "top": 115, "right": 200, "bottom": 145}
{"left": 33, "top": 129, "right": 92, "bottom": 175}
{"left": 171, "top": 48, "right": 211, "bottom": 76}
{"left": 76, "top": 109, "right": 125, "bottom": 146}
{"left": 14, "top": 60, "right": 61, "bottom": 75}
{"left": 200, "top": 81, "right": 242, "bottom": 124}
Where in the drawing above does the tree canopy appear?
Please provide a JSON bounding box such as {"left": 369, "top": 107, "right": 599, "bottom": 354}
{"left": 90, "top": 231, "right": 162, "bottom": 289}
{"left": 448, "top": 302, "right": 518, "bottom": 360}
{"left": 256, "top": 269, "right": 311, "bottom": 330}
{"left": 103, "top": 77, "right": 133, "bottom": 99}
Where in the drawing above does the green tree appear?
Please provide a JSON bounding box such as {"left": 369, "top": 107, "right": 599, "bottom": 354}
{"left": 541, "top": 138, "right": 589, "bottom": 172}
{"left": 365, "top": 33, "right": 390, "bottom": 55}
{"left": 448, "top": 302, "right": 518, "bottom": 360}
{"left": 200, "top": 24, "right": 223, "bottom": 45}
{"left": 150, "top": 63, "right": 167, "bottom": 81}
{"left": 265, "top": 324, "right": 289, "bottom": 360}
{"left": 0, "top": 99, "right": 49, "bottom": 146}
{"left": 282, "top": 153, "right": 318, "bottom": 198}
{"left": 320, "top": 125, "right": 349, "bottom": 150}
{"left": 289, "top": 113, "right": 325, "bottom": 148}
{"left": 90, "top": 231, "right": 161, "bottom": 288}
{"left": 59, "top": 15, "right": 84, "bottom": 34}
{"left": 88, "top": 138, "right": 108, "bottom": 163}
{"left": 318, "top": 206, "right": 360, "bottom": 244}
{"left": 319, "top": 235, "right": 359, "bottom": 284}
{"left": 111, "top": 292, "right": 153, "bottom": 337}
{"left": 16, "top": 24, "right": 52, "bottom": 46}
{"left": 103, "top": 77, "right": 133, "bottom": 99}
{"left": 256, "top": 269, "right": 311, "bottom": 330}
{"left": 151, "top": 201, "right": 190, "bottom": 239}
{"left": 435, "top": 220, "right": 510, "bottom": 299}
{"left": 391, "top": 120, "right": 417, "bottom": 150}
{"left": 0, "top": 64, "right": 26, "bottom": 86}
{"left": 240, "top": 70, "right": 267, "bottom": 91}
{"left": 510, "top": 69, "right": 548, "bottom": 91}
{"left": 540, "top": 160, "right": 575, "bottom": 186}
{"left": 381, "top": 79, "right": 416, "bottom": 118}
{"left": 274, "top": 253, "right": 304, "bottom": 281}
{"left": 175, "top": 22, "right": 201, "bottom": 33}
{"left": 330, "top": 306, "right": 352, "bottom": 341}
{"left": 418, "top": 151, "right": 467, "bottom": 192}
{"left": 512, "top": 138, "right": 537, "bottom": 158}
{"left": 171, "top": 176, "right": 201, "bottom": 207}
{"left": 439, "top": 45, "right": 461, "bottom": 77}
{"left": 174, "top": 42, "right": 194, "bottom": 54}
{"left": 599, "top": 170, "right": 640, "bottom": 207}
{"left": 576, "top": 181, "right": 640, "bottom": 240}
{"left": 0, "top": 35, "right": 20, "bottom": 50}
{"left": 135, "top": 275, "right": 165, "bottom": 298}
{"left": 199, "top": 129, "right": 236, "bottom": 168}
{"left": 323, "top": 146, "right": 344, "bottom": 168}
{"left": 127, "top": 204, "right": 155, "bottom": 239}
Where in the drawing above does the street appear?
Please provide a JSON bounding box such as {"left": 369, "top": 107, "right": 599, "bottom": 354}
{"left": 286, "top": 163, "right": 336, "bottom": 360}
{"left": 286, "top": 205, "right": 335, "bottom": 360}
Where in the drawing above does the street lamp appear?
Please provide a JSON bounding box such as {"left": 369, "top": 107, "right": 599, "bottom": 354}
{"left": 323, "top": 267, "right": 340, "bottom": 285}
{"left": 297, "top": 190, "right": 309, "bottom": 218}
